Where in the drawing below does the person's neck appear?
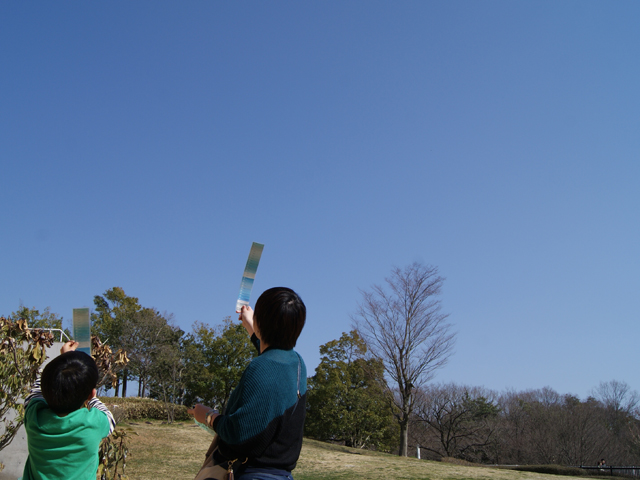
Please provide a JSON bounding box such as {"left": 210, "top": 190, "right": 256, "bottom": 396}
{"left": 260, "top": 341, "right": 270, "bottom": 354}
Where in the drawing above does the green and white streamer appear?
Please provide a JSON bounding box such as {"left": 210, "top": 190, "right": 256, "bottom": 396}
{"left": 73, "top": 308, "right": 92, "bottom": 355}
{"left": 236, "top": 242, "right": 264, "bottom": 312}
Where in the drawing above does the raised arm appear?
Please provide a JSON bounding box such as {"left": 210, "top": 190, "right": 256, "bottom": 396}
{"left": 237, "top": 305, "right": 255, "bottom": 337}
{"left": 24, "top": 375, "right": 44, "bottom": 407}
{"left": 88, "top": 396, "right": 116, "bottom": 434}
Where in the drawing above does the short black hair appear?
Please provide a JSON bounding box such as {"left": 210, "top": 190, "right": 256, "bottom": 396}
{"left": 41, "top": 351, "right": 99, "bottom": 415}
{"left": 254, "top": 287, "right": 306, "bottom": 350}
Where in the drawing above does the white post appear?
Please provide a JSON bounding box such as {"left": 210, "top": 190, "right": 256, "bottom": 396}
{"left": 417, "top": 445, "right": 421, "bottom": 459}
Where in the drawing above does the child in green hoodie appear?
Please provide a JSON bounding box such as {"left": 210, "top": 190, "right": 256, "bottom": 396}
{"left": 22, "top": 341, "right": 115, "bottom": 480}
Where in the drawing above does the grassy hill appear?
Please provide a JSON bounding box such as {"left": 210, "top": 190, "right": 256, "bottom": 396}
{"left": 123, "top": 421, "right": 584, "bottom": 480}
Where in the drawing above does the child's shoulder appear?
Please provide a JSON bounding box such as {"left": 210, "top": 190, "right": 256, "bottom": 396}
{"left": 24, "top": 396, "right": 48, "bottom": 415}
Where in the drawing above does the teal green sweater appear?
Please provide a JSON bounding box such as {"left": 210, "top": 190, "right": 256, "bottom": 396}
{"left": 213, "top": 336, "right": 307, "bottom": 471}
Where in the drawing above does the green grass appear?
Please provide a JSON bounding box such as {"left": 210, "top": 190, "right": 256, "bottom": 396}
{"left": 122, "top": 421, "right": 586, "bottom": 480}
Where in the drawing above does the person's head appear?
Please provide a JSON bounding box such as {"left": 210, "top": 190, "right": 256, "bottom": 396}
{"left": 254, "top": 287, "right": 306, "bottom": 349}
{"left": 41, "top": 350, "right": 99, "bottom": 415}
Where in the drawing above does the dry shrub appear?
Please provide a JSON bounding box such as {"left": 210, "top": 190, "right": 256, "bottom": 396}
{"left": 98, "top": 429, "right": 129, "bottom": 480}
{"left": 0, "top": 317, "right": 54, "bottom": 456}
{"left": 509, "top": 465, "right": 586, "bottom": 476}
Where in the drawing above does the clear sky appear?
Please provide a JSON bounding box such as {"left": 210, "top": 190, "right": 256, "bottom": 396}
{"left": 2, "top": 2, "right": 639, "bottom": 400}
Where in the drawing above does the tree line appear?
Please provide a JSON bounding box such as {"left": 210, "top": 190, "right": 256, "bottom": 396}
{"left": 6, "top": 289, "right": 257, "bottom": 415}
{"left": 89, "top": 287, "right": 258, "bottom": 414}
{"left": 409, "top": 380, "right": 640, "bottom": 466}
{"left": 303, "top": 329, "right": 640, "bottom": 466}
{"left": 8, "top": 262, "right": 639, "bottom": 466}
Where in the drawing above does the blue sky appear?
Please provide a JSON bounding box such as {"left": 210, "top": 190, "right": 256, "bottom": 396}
{"left": 2, "top": 2, "right": 639, "bottom": 399}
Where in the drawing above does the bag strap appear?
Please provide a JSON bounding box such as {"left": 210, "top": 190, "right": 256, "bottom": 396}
{"left": 296, "top": 352, "right": 301, "bottom": 399}
{"left": 291, "top": 352, "right": 302, "bottom": 414}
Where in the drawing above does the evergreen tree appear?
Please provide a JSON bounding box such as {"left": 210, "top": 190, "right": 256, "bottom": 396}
{"left": 305, "top": 331, "right": 398, "bottom": 451}
{"left": 182, "top": 318, "right": 257, "bottom": 411}
{"left": 92, "top": 287, "right": 143, "bottom": 396}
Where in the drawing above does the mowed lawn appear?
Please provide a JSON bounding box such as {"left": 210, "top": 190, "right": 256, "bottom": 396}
{"left": 123, "top": 421, "right": 583, "bottom": 480}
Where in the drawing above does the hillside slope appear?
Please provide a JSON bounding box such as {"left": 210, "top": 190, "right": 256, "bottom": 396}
{"left": 124, "top": 421, "right": 583, "bottom": 480}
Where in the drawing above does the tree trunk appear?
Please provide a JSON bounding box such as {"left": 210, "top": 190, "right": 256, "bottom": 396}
{"left": 399, "top": 416, "right": 409, "bottom": 456}
{"left": 122, "top": 369, "right": 128, "bottom": 397}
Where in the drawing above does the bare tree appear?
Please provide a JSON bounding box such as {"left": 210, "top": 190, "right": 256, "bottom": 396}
{"left": 496, "top": 387, "right": 615, "bottom": 466}
{"left": 412, "top": 383, "right": 499, "bottom": 462}
{"left": 352, "top": 262, "right": 456, "bottom": 456}
{"left": 556, "top": 395, "right": 610, "bottom": 465}
{"left": 525, "top": 388, "right": 567, "bottom": 464}
{"left": 592, "top": 380, "right": 640, "bottom": 419}
{"left": 591, "top": 380, "right": 640, "bottom": 462}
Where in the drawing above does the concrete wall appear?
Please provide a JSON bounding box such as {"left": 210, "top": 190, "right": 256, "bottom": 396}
{"left": 0, "top": 342, "right": 65, "bottom": 480}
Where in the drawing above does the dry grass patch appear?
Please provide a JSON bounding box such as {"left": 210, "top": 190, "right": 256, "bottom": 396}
{"left": 124, "top": 421, "right": 585, "bottom": 480}
{"left": 297, "top": 439, "right": 582, "bottom": 480}
{"left": 123, "top": 421, "right": 212, "bottom": 480}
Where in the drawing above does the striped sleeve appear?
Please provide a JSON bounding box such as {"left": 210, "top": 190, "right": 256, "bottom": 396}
{"left": 88, "top": 397, "right": 116, "bottom": 434}
{"left": 25, "top": 374, "right": 45, "bottom": 407}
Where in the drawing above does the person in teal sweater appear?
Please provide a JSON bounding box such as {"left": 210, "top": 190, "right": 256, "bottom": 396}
{"left": 22, "top": 341, "right": 116, "bottom": 480}
{"left": 189, "top": 287, "right": 307, "bottom": 480}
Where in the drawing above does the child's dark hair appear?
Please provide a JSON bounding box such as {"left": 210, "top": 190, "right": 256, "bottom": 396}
{"left": 254, "top": 287, "right": 306, "bottom": 350}
{"left": 41, "top": 351, "right": 99, "bottom": 415}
